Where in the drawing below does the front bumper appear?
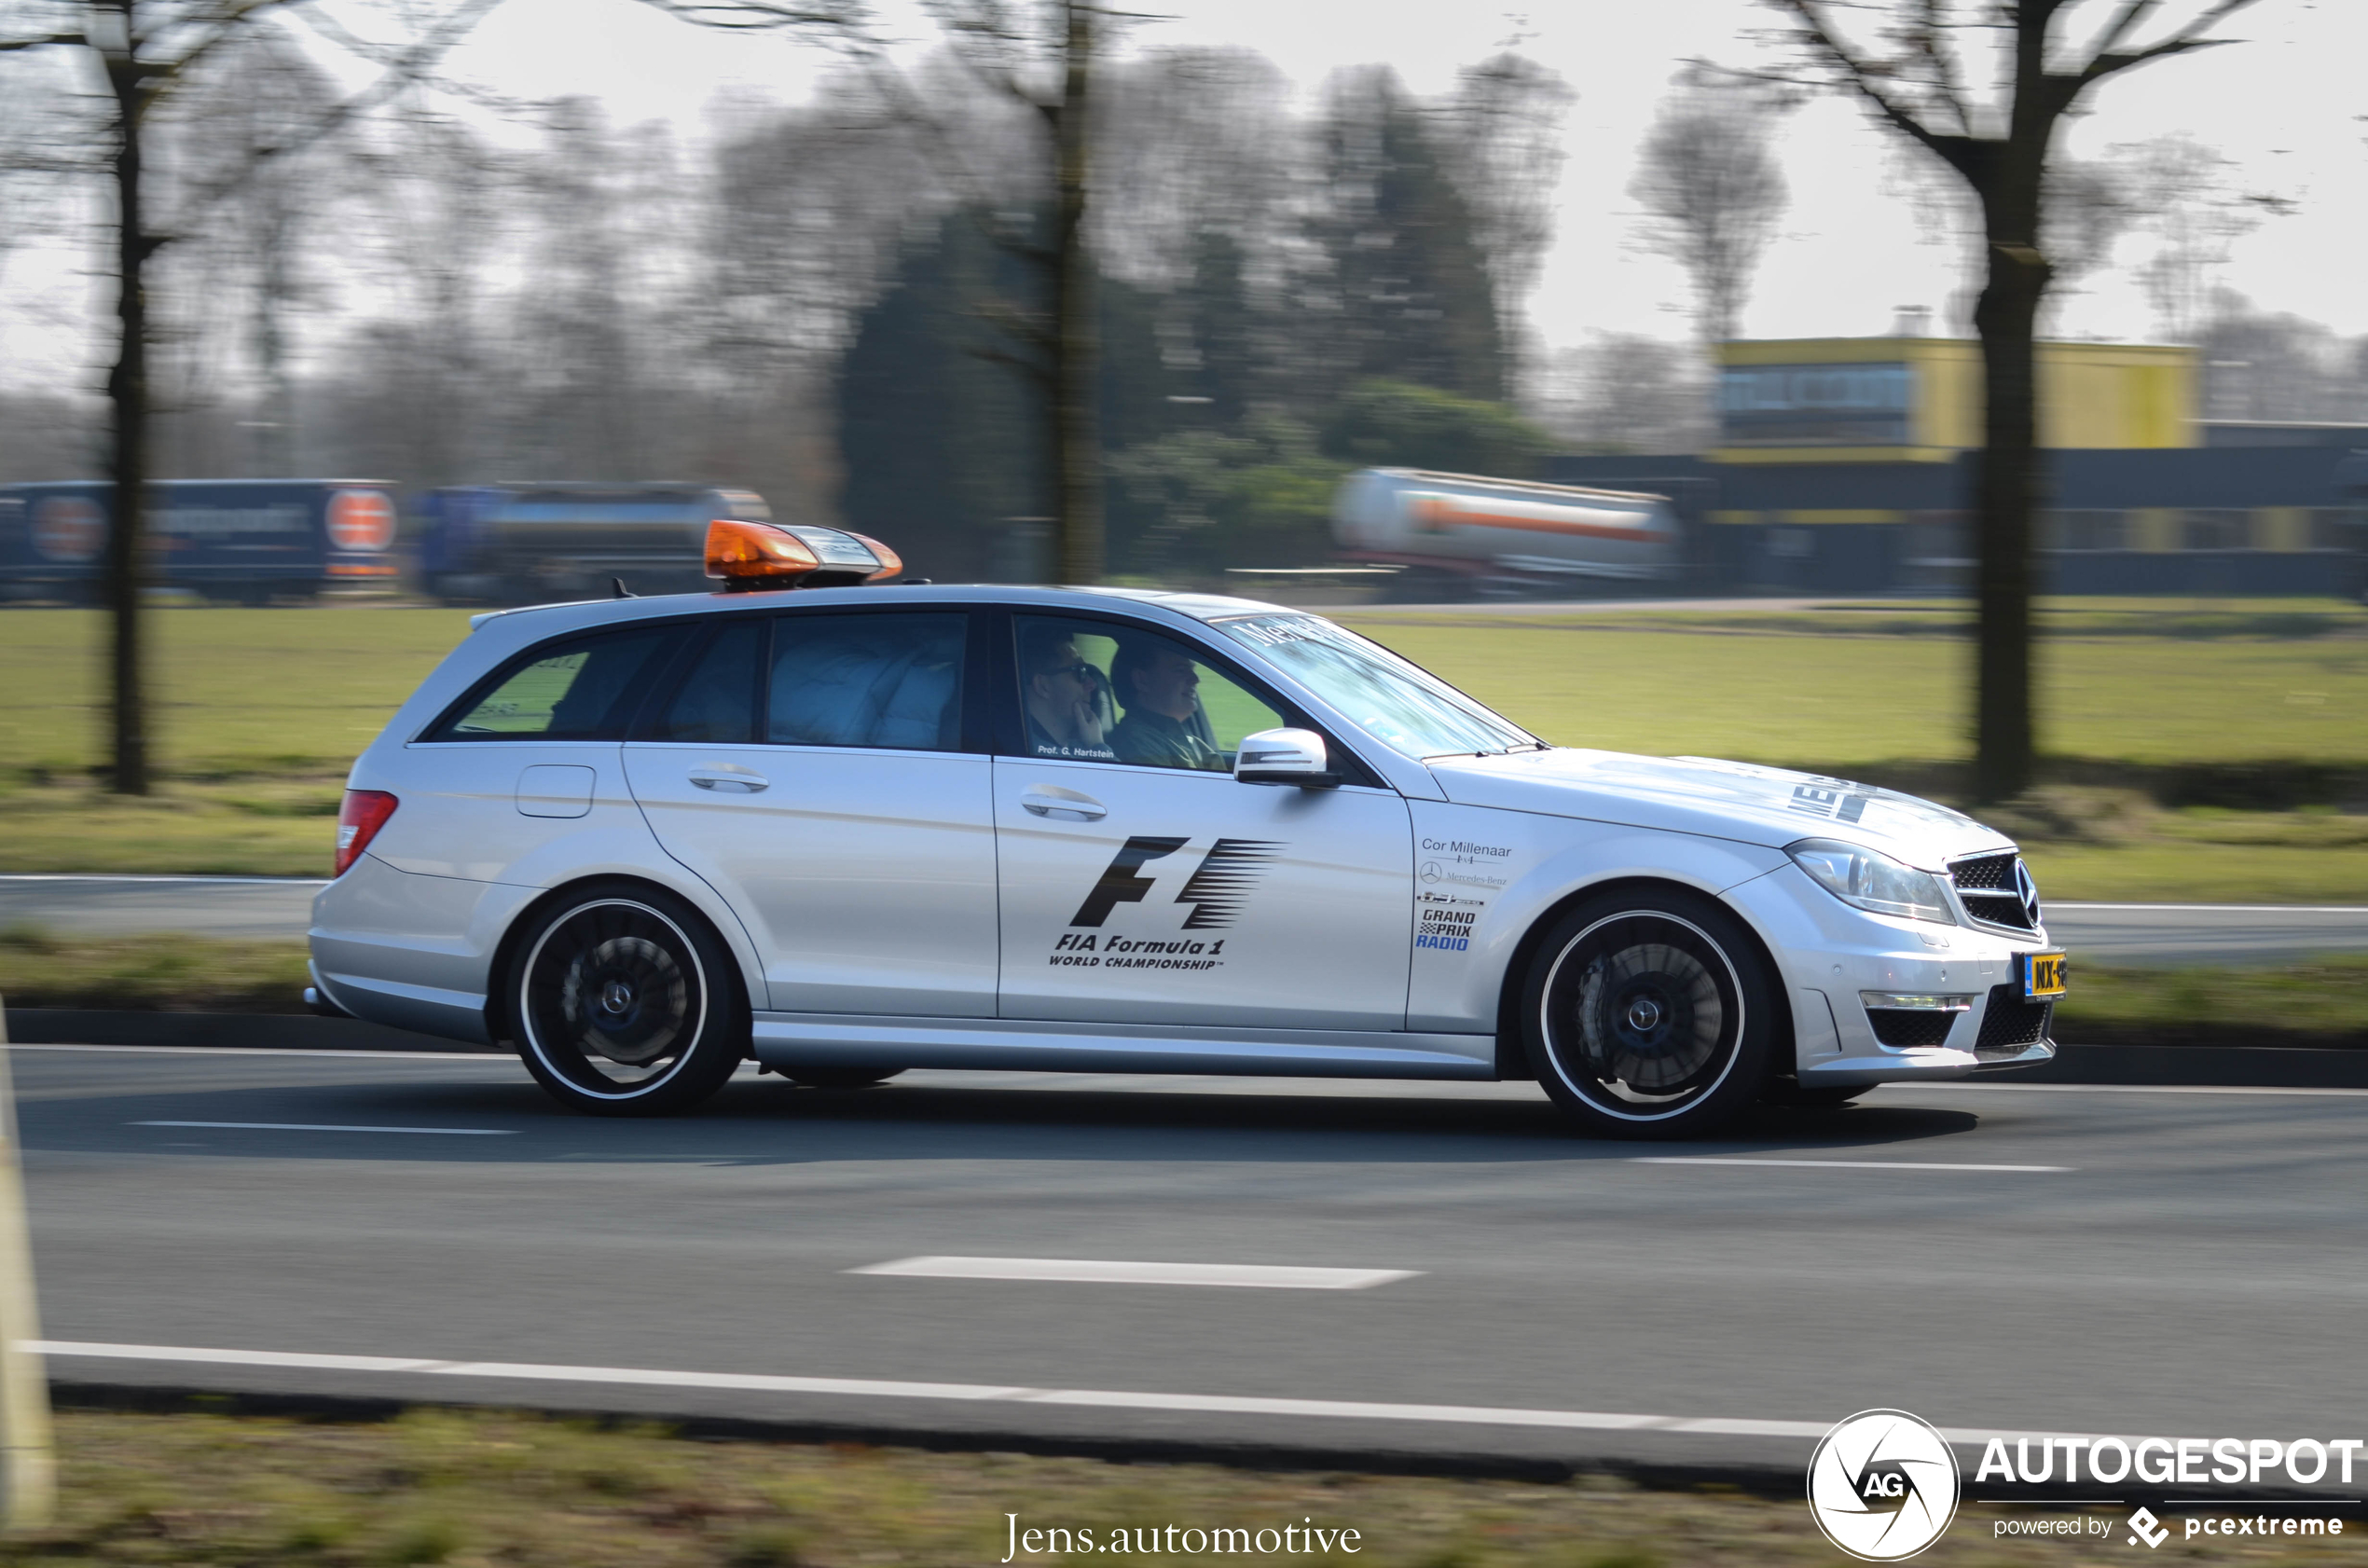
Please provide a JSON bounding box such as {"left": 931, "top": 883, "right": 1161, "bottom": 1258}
{"left": 1726, "top": 863, "right": 2058, "bottom": 1088}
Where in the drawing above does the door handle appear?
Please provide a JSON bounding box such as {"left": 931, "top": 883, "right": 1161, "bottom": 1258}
{"left": 690, "top": 770, "right": 769, "bottom": 793}
{"left": 1021, "top": 784, "right": 1106, "bottom": 821}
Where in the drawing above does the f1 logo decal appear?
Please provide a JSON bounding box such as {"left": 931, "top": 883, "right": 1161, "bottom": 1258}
{"left": 1069, "top": 836, "right": 1188, "bottom": 928}
{"left": 1069, "top": 837, "right": 1287, "bottom": 930}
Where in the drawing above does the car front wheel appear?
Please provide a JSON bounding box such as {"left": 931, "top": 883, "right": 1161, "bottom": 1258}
{"left": 510, "top": 883, "right": 747, "bottom": 1116}
{"left": 1520, "top": 889, "right": 1774, "bottom": 1138}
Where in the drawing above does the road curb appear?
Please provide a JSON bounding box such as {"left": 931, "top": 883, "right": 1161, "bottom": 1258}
{"left": 1, "top": 1010, "right": 500, "bottom": 1054}
{"left": 8, "top": 1010, "right": 2368, "bottom": 1087}
{"left": 43, "top": 1379, "right": 1797, "bottom": 1492}
{"left": 2025, "top": 1042, "right": 2368, "bottom": 1088}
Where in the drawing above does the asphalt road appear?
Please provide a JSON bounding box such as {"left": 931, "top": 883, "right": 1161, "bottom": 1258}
{"left": 6, "top": 875, "right": 2365, "bottom": 966}
{"left": 13, "top": 1043, "right": 2368, "bottom": 1479}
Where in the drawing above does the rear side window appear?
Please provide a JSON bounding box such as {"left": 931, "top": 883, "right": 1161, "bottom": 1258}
{"left": 650, "top": 621, "right": 763, "bottom": 744}
{"left": 767, "top": 612, "right": 966, "bottom": 751}
{"left": 426, "top": 627, "right": 675, "bottom": 741}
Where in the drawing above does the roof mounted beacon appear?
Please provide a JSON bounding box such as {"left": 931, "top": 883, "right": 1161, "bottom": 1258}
{"left": 704, "top": 518, "right": 903, "bottom": 590}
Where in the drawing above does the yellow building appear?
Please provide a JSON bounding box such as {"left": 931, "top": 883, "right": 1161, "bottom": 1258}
{"left": 1711, "top": 337, "right": 2198, "bottom": 465}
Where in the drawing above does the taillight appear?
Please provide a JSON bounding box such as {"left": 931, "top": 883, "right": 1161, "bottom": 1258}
{"left": 335, "top": 790, "right": 399, "bottom": 876}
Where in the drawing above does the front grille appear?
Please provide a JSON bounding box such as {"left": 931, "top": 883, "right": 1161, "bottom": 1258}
{"left": 1976, "top": 983, "right": 2053, "bottom": 1054}
{"left": 1866, "top": 1008, "right": 1958, "bottom": 1048}
{"left": 1951, "top": 851, "right": 2037, "bottom": 931}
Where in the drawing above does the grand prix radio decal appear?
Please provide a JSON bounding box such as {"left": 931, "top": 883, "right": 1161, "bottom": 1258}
{"left": 1052, "top": 836, "right": 1285, "bottom": 972}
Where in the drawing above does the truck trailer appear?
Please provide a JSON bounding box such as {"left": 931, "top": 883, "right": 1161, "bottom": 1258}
{"left": 1331, "top": 467, "right": 1681, "bottom": 598}
{"left": 0, "top": 479, "right": 400, "bottom": 603}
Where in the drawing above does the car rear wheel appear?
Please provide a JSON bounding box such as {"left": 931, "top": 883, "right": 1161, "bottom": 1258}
{"left": 511, "top": 883, "right": 747, "bottom": 1116}
{"left": 1520, "top": 889, "right": 1774, "bottom": 1139}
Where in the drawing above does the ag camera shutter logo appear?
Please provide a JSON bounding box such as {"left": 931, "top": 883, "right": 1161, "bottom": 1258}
{"left": 1808, "top": 1409, "right": 1961, "bottom": 1561}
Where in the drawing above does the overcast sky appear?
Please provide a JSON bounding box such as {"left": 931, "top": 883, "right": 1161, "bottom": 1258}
{"left": 1, "top": 0, "right": 2359, "bottom": 391}
{"left": 444, "top": 0, "right": 2367, "bottom": 352}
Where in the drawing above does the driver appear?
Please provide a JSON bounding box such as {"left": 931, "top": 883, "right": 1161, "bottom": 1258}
{"left": 1108, "top": 638, "right": 1221, "bottom": 771}
{"left": 1019, "top": 625, "right": 1115, "bottom": 760}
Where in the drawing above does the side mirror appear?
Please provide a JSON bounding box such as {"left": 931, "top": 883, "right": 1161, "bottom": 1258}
{"left": 1234, "top": 728, "right": 1339, "bottom": 789}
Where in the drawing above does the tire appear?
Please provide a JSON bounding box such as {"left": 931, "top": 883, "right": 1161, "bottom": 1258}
{"left": 509, "top": 882, "right": 749, "bottom": 1116}
{"left": 784, "top": 1066, "right": 906, "bottom": 1090}
{"left": 1519, "top": 887, "right": 1776, "bottom": 1139}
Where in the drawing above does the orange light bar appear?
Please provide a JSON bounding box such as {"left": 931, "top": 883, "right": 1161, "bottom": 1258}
{"left": 845, "top": 530, "right": 903, "bottom": 583}
{"left": 706, "top": 518, "right": 819, "bottom": 583}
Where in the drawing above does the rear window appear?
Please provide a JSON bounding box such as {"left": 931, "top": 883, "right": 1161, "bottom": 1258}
{"left": 426, "top": 627, "right": 676, "bottom": 741}
{"left": 767, "top": 612, "right": 966, "bottom": 751}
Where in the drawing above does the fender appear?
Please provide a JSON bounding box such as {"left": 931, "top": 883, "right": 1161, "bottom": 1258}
{"left": 1406, "top": 799, "right": 1789, "bottom": 1033}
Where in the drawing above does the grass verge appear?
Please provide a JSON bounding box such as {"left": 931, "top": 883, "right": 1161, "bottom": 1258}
{"left": 6, "top": 932, "right": 2362, "bottom": 1049}
{"left": 4, "top": 604, "right": 2364, "bottom": 893}
{"left": 2055, "top": 955, "right": 2368, "bottom": 1049}
{"left": 0, "top": 928, "right": 312, "bottom": 1013}
{"left": 5, "top": 1405, "right": 2350, "bottom": 1568}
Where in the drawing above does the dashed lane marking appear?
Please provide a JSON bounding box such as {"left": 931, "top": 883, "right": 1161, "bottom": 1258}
{"left": 848, "top": 1257, "right": 1419, "bottom": 1289}
{"left": 131, "top": 1120, "right": 516, "bottom": 1136}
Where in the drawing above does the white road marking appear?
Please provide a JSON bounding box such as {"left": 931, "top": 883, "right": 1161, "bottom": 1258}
{"left": 131, "top": 1121, "right": 516, "bottom": 1136}
{"left": 14, "top": 1339, "right": 2221, "bottom": 1450}
{"left": 2047, "top": 901, "right": 2368, "bottom": 914}
{"left": 8, "top": 1340, "right": 1817, "bottom": 1435}
{"left": 1633, "top": 1157, "right": 2070, "bottom": 1172}
{"left": 848, "top": 1257, "right": 1419, "bottom": 1289}
{"left": 10, "top": 1044, "right": 516, "bottom": 1062}
{"left": 0, "top": 873, "right": 328, "bottom": 886}
{"left": 1880, "top": 1081, "right": 2368, "bottom": 1098}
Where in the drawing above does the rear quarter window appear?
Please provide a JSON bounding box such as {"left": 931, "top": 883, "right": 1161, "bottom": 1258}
{"left": 424, "top": 626, "right": 678, "bottom": 741}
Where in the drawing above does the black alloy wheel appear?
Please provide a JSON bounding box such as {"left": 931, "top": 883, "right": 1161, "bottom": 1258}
{"left": 512, "top": 882, "right": 747, "bottom": 1116}
{"left": 1521, "top": 888, "right": 1775, "bottom": 1138}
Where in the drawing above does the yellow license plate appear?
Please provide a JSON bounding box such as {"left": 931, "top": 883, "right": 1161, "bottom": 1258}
{"left": 2024, "top": 951, "right": 2068, "bottom": 999}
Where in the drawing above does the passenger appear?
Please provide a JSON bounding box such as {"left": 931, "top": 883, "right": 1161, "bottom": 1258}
{"left": 1108, "top": 639, "right": 1222, "bottom": 770}
{"left": 1019, "top": 625, "right": 1115, "bottom": 760}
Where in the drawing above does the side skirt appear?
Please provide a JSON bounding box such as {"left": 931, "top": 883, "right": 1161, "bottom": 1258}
{"left": 749, "top": 1013, "right": 1498, "bottom": 1080}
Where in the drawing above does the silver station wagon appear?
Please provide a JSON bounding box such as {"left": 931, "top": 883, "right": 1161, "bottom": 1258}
{"left": 310, "top": 520, "right": 2061, "bottom": 1133}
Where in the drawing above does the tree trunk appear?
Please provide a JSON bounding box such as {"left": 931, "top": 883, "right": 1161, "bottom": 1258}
{"left": 1969, "top": 235, "right": 2047, "bottom": 805}
{"left": 104, "top": 33, "right": 151, "bottom": 797}
{"left": 1048, "top": 0, "right": 1100, "bottom": 585}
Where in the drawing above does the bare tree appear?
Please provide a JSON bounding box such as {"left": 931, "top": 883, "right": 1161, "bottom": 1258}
{"left": 0, "top": 0, "right": 498, "bottom": 794}
{"left": 1433, "top": 51, "right": 1575, "bottom": 377}
{"left": 1629, "top": 70, "right": 1792, "bottom": 352}
{"left": 1532, "top": 335, "right": 1711, "bottom": 455}
{"left": 1769, "top": 0, "right": 2256, "bottom": 805}
{"left": 1092, "top": 46, "right": 1292, "bottom": 290}
{"left": 161, "top": 25, "right": 343, "bottom": 475}
{"left": 2109, "top": 131, "right": 2288, "bottom": 343}
{"left": 640, "top": 0, "right": 1110, "bottom": 581}
{"left": 2198, "top": 293, "right": 2349, "bottom": 421}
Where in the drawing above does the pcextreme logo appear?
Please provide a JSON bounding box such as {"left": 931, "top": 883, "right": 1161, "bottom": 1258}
{"left": 1808, "top": 1410, "right": 1962, "bottom": 1561}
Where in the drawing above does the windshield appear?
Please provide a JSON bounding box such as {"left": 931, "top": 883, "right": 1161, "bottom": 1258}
{"left": 1211, "top": 612, "right": 1540, "bottom": 760}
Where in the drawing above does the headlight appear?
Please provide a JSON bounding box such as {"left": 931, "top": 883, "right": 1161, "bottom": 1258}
{"left": 1788, "top": 838, "right": 1955, "bottom": 925}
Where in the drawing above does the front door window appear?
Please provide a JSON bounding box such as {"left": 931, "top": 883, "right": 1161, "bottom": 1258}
{"left": 995, "top": 614, "right": 1414, "bottom": 1034}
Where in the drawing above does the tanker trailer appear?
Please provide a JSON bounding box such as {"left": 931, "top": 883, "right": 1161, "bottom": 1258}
{"left": 1331, "top": 468, "right": 1679, "bottom": 599}
{"left": 419, "top": 482, "right": 771, "bottom": 603}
